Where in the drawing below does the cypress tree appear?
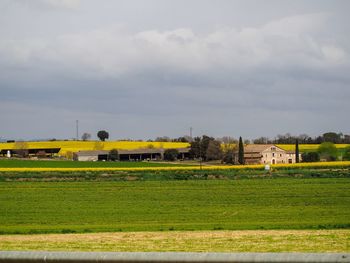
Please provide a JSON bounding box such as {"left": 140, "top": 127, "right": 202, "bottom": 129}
{"left": 295, "top": 139, "right": 300, "bottom": 163}
{"left": 238, "top": 136, "right": 245, "bottom": 165}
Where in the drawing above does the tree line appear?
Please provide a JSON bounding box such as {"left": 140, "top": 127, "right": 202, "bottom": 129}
{"left": 253, "top": 132, "right": 350, "bottom": 144}
{"left": 82, "top": 131, "right": 350, "bottom": 146}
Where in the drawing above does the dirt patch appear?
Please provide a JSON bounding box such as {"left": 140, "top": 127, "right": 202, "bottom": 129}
{"left": 1, "top": 230, "right": 349, "bottom": 252}
{"left": 125, "top": 176, "right": 139, "bottom": 181}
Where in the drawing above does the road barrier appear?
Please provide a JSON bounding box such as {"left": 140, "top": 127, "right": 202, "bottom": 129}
{"left": 0, "top": 252, "right": 349, "bottom": 263}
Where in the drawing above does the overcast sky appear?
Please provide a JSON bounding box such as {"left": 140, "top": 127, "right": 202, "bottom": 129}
{"left": 1, "top": 0, "right": 349, "bottom": 141}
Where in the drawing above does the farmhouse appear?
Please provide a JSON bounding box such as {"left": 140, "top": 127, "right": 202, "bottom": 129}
{"left": 73, "top": 148, "right": 190, "bottom": 161}
{"left": 243, "top": 144, "right": 300, "bottom": 165}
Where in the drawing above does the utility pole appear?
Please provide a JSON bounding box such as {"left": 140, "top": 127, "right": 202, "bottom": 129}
{"left": 199, "top": 138, "right": 202, "bottom": 170}
{"left": 190, "top": 127, "right": 193, "bottom": 138}
{"left": 76, "top": 120, "right": 79, "bottom": 141}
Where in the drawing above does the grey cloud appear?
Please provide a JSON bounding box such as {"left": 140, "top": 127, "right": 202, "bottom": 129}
{"left": 1, "top": 13, "right": 347, "bottom": 79}
{"left": 6, "top": 0, "right": 81, "bottom": 9}
{"left": 0, "top": 1, "right": 349, "bottom": 140}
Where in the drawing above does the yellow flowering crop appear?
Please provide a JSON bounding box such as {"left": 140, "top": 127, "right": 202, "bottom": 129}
{"left": 0, "top": 140, "right": 190, "bottom": 157}
{"left": 276, "top": 144, "right": 349, "bottom": 151}
{"left": 0, "top": 161, "right": 349, "bottom": 172}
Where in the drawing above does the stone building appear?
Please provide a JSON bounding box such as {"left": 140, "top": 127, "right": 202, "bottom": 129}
{"left": 243, "top": 144, "right": 300, "bottom": 165}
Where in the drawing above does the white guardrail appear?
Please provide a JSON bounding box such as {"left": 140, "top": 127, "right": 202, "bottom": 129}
{"left": 0, "top": 252, "right": 349, "bottom": 263}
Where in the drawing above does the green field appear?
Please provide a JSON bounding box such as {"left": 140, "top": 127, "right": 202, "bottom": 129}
{"left": 0, "top": 159, "right": 190, "bottom": 168}
{"left": 0, "top": 178, "right": 349, "bottom": 234}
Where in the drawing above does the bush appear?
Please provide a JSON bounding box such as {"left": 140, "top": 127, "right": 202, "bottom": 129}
{"left": 301, "top": 152, "right": 320, "bottom": 162}
{"left": 109, "top": 149, "right": 119, "bottom": 161}
{"left": 164, "top": 149, "right": 179, "bottom": 161}
{"left": 343, "top": 146, "right": 350, "bottom": 161}
{"left": 222, "top": 148, "right": 234, "bottom": 164}
{"left": 318, "top": 142, "right": 338, "bottom": 161}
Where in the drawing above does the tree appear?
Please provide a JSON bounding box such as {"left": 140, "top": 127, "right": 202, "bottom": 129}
{"left": 221, "top": 142, "right": 236, "bottom": 164}
{"left": 238, "top": 136, "right": 245, "bottom": 165}
{"left": 97, "top": 130, "right": 109, "bottom": 141}
{"left": 222, "top": 147, "right": 235, "bottom": 164}
{"left": 206, "top": 140, "right": 223, "bottom": 161}
{"left": 323, "top": 132, "right": 341, "bottom": 143}
{"left": 318, "top": 142, "right": 338, "bottom": 161}
{"left": 344, "top": 135, "right": 350, "bottom": 144}
{"left": 343, "top": 146, "right": 350, "bottom": 161}
{"left": 164, "top": 149, "right": 179, "bottom": 161}
{"left": 155, "top": 136, "right": 171, "bottom": 142}
{"left": 189, "top": 137, "right": 201, "bottom": 158}
{"left": 81, "top": 133, "right": 91, "bottom": 141}
{"left": 201, "top": 135, "right": 215, "bottom": 161}
{"left": 172, "top": 136, "right": 190, "bottom": 142}
{"left": 295, "top": 139, "right": 300, "bottom": 163}
{"left": 301, "top": 152, "right": 320, "bottom": 162}
{"left": 253, "top": 137, "right": 270, "bottom": 144}
{"left": 109, "top": 149, "right": 119, "bottom": 161}
{"left": 189, "top": 135, "right": 215, "bottom": 160}
{"left": 217, "top": 136, "right": 237, "bottom": 144}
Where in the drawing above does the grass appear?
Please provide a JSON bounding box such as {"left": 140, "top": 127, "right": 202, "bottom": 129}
{"left": 0, "top": 170, "right": 350, "bottom": 182}
{"left": 0, "top": 178, "right": 349, "bottom": 234}
{"left": 0, "top": 230, "right": 349, "bottom": 252}
{"left": 0, "top": 159, "right": 191, "bottom": 168}
{"left": 0, "top": 162, "right": 349, "bottom": 182}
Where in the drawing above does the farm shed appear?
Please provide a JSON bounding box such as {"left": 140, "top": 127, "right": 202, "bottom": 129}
{"left": 0, "top": 148, "right": 61, "bottom": 158}
{"left": 73, "top": 151, "right": 109, "bottom": 161}
{"left": 74, "top": 148, "right": 190, "bottom": 161}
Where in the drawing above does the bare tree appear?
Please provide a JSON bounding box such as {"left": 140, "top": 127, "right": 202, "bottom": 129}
{"left": 81, "top": 133, "right": 91, "bottom": 141}
{"left": 206, "top": 140, "right": 223, "bottom": 161}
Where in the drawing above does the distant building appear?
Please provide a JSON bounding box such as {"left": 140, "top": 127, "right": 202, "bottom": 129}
{"left": 73, "top": 150, "right": 109, "bottom": 162}
{"left": 239, "top": 144, "right": 301, "bottom": 165}
{"left": 73, "top": 148, "right": 190, "bottom": 162}
{"left": 0, "top": 147, "right": 60, "bottom": 158}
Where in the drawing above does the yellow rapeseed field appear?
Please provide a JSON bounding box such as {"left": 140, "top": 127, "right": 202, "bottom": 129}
{"left": 0, "top": 141, "right": 190, "bottom": 157}
{"left": 277, "top": 144, "right": 349, "bottom": 151}
{"left": 0, "top": 161, "right": 349, "bottom": 172}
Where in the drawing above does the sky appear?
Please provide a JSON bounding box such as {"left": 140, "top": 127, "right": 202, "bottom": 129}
{"left": 0, "top": 0, "right": 349, "bottom": 141}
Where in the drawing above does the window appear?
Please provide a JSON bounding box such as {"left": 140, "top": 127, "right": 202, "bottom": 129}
{"left": 272, "top": 153, "right": 275, "bottom": 157}
{"left": 271, "top": 147, "right": 276, "bottom": 151}
{"left": 280, "top": 154, "right": 282, "bottom": 157}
